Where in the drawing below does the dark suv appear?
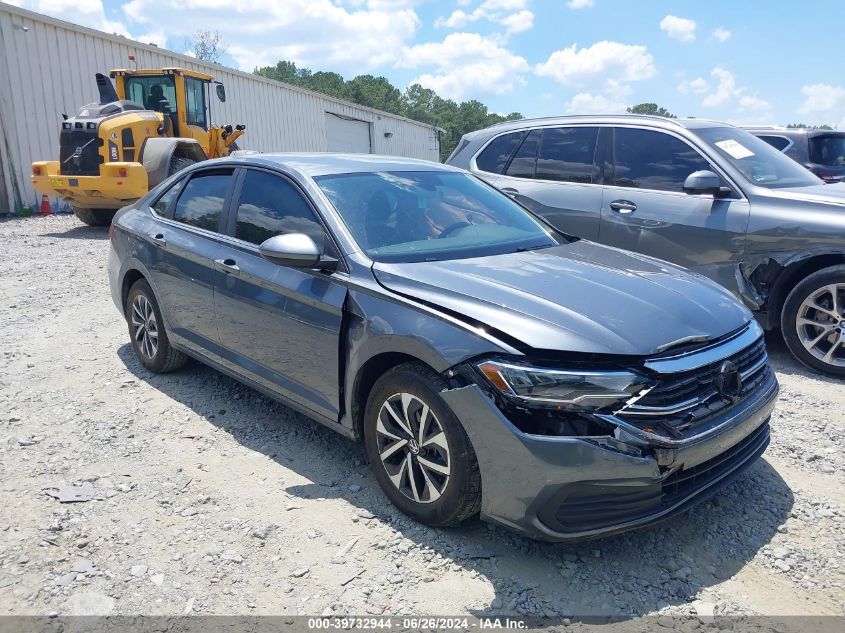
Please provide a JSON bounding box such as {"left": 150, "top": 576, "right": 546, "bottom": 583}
{"left": 745, "top": 127, "right": 845, "bottom": 183}
{"left": 448, "top": 115, "right": 845, "bottom": 377}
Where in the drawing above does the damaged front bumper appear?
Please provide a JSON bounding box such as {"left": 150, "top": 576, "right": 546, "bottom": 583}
{"left": 440, "top": 369, "right": 778, "bottom": 542}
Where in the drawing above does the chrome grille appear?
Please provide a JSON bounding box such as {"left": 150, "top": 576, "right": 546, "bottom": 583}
{"left": 617, "top": 330, "right": 770, "bottom": 435}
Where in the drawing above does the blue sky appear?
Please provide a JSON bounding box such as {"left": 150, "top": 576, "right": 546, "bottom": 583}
{"left": 10, "top": 1, "right": 845, "bottom": 127}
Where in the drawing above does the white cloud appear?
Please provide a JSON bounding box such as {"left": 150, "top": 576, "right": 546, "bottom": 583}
{"left": 660, "top": 15, "right": 696, "bottom": 42}
{"left": 567, "top": 0, "right": 595, "bottom": 8}
{"left": 435, "top": 0, "right": 533, "bottom": 34}
{"left": 678, "top": 67, "right": 771, "bottom": 116}
{"left": 702, "top": 67, "right": 736, "bottom": 107}
{"left": 738, "top": 94, "right": 770, "bottom": 111}
{"left": 566, "top": 91, "right": 627, "bottom": 114}
{"left": 535, "top": 41, "right": 655, "bottom": 88}
{"left": 712, "top": 27, "right": 731, "bottom": 42}
{"left": 799, "top": 83, "right": 845, "bottom": 114}
{"left": 398, "top": 32, "right": 529, "bottom": 99}
{"left": 9, "top": 0, "right": 131, "bottom": 36}
{"left": 120, "top": 0, "right": 420, "bottom": 72}
{"left": 677, "top": 76, "right": 709, "bottom": 95}
{"left": 798, "top": 84, "right": 845, "bottom": 127}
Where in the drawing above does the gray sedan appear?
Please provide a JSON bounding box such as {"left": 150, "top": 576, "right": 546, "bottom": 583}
{"left": 108, "top": 154, "right": 778, "bottom": 541}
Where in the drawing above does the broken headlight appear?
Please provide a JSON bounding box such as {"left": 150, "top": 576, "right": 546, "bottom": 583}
{"left": 476, "top": 360, "right": 651, "bottom": 412}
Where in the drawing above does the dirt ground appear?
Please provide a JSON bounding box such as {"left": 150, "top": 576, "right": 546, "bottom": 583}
{"left": 1, "top": 215, "right": 843, "bottom": 625}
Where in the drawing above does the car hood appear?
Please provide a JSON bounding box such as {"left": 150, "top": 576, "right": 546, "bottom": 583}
{"left": 372, "top": 241, "right": 751, "bottom": 356}
{"left": 763, "top": 182, "right": 845, "bottom": 206}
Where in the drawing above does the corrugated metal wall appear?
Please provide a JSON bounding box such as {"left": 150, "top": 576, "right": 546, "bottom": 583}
{"left": 0, "top": 2, "right": 441, "bottom": 214}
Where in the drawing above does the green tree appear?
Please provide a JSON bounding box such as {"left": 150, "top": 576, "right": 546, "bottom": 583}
{"left": 343, "top": 75, "right": 406, "bottom": 115}
{"left": 787, "top": 123, "right": 834, "bottom": 130}
{"left": 626, "top": 102, "right": 677, "bottom": 118}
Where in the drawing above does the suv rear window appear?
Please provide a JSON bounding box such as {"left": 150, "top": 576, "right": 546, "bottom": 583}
{"left": 536, "top": 127, "right": 599, "bottom": 183}
{"left": 173, "top": 170, "right": 233, "bottom": 231}
{"left": 809, "top": 135, "right": 845, "bottom": 167}
{"left": 475, "top": 131, "right": 523, "bottom": 174}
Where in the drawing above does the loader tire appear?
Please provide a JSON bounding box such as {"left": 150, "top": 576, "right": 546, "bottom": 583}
{"left": 72, "top": 207, "right": 116, "bottom": 227}
{"left": 168, "top": 156, "right": 197, "bottom": 177}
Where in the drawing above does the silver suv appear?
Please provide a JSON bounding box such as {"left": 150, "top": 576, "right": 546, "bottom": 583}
{"left": 447, "top": 115, "right": 845, "bottom": 377}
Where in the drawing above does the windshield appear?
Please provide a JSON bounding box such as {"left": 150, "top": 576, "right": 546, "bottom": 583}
{"left": 809, "top": 135, "right": 845, "bottom": 167}
{"left": 125, "top": 75, "right": 176, "bottom": 113}
{"left": 695, "top": 127, "right": 822, "bottom": 189}
{"left": 315, "top": 171, "right": 563, "bottom": 263}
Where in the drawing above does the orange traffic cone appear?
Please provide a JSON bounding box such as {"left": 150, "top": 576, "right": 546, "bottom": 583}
{"left": 39, "top": 195, "right": 52, "bottom": 216}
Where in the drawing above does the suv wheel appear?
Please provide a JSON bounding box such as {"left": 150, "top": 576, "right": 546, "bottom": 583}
{"left": 781, "top": 265, "right": 845, "bottom": 377}
{"left": 126, "top": 279, "right": 188, "bottom": 373}
{"left": 363, "top": 363, "right": 481, "bottom": 527}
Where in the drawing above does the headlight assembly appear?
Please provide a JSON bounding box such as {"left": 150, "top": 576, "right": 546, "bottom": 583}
{"left": 476, "top": 360, "right": 651, "bottom": 412}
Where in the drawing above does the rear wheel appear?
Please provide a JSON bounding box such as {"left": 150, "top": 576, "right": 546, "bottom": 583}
{"left": 72, "top": 206, "right": 116, "bottom": 226}
{"left": 126, "top": 279, "right": 188, "bottom": 373}
{"left": 363, "top": 363, "right": 481, "bottom": 527}
{"left": 781, "top": 265, "right": 845, "bottom": 377}
{"left": 168, "top": 156, "right": 197, "bottom": 176}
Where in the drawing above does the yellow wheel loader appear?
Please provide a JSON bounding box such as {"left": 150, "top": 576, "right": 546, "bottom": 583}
{"left": 32, "top": 68, "right": 245, "bottom": 226}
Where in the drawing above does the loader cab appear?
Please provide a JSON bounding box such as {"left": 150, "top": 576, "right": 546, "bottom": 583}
{"left": 111, "top": 68, "right": 213, "bottom": 148}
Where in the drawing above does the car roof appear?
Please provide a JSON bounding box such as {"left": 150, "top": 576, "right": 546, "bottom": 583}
{"left": 472, "top": 114, "right": 732, "bottom": 137}
{"left": 222, "top": 153, "right": 459, "bottom": 177}
{"left": 742, "top": 126, "right": 845, "bottom": 138}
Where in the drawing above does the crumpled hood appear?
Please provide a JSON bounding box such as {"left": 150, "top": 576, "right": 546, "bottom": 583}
{"left": 373, "top": 241, "right": 751, "bottom": 356}
{"left": 763, "top": 182, "right": 845, "bottom": 207}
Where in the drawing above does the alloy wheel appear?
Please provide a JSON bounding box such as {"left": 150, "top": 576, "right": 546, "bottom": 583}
{"left": 131, "top": 294, "right": 159, "bottom": 360}
{"left": 796, "top": 283, "right": 845, "bottom": 368}
{"left": 376, "top": 392, "right": 451, "bottom": 504}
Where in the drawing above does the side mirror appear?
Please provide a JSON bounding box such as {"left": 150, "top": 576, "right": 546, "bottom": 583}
{"left": 259, "top": 233, "right": 322, "bottom": 268}
{"left": 215, "top": 83, "right": 226, "bottom": 103}
{"left": 683, "top": 170, "right": 721, "bottom": 195}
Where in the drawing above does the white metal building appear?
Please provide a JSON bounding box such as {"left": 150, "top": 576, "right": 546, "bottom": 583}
{"left": 0, "top": 2, "right": 441, "bottom": 214}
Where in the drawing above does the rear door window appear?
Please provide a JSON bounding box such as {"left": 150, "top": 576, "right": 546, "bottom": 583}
{"left": 613, "top": 128, "right": 711, "bottom": 192}
{"left": 150, "top": 179, "right": 183, "bottom": 218}
{"left": 505, "top": 129, "right": 540, "bottom": 178}
{"left": 172, "top": 170, "right": 234, "bottom": 232}
{"left": 475, "top": 131, "right": 524, "bottom": 174}
{"left": 536, "top": 127, "right": 599, "bottom": 183}
{"left": 233, "top": 169, "right": 325, "bottom": 247}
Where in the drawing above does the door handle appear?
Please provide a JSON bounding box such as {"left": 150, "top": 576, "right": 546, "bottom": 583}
{"left": 214, "top": 258, "right": 240, "bottom": 275}
{"left": 609, "top": 200, "right": 637, "bottom": 214}
{"left": 150, "top": 232, "right": 166, "bottom": 246}
{"left": 500, "top": 187, "right": 519, "bottom": 198}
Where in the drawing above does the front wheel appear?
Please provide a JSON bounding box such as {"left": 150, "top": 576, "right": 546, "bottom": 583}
{"left": 72, "top": 207, "right": 116, "bottom": 226}
{"left": 781, "top": 265, "right": 845, "bottom": 377}
{"left": 363, "top": 363, "right": 481, "bottom": 527}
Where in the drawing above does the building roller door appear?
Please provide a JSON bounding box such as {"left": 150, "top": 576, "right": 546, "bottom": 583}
{"left": 325, "top": 113, "right": 371, "bottom": 153}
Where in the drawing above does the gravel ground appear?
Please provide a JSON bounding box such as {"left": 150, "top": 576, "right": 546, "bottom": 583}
{"left": 1, "top": 215, "right": 843, "bottom": 625}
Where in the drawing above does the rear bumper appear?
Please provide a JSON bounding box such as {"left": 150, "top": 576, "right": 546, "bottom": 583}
{"left": 32, "top": 161, "right": 148, "bottom": 209}
{"left": 440, "top": 369, "right": 778, "bottom": 542}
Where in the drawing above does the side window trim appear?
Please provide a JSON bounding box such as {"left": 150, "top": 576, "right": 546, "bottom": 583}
{"left": 224, "top": 167, "right": 348, "bottom": 273}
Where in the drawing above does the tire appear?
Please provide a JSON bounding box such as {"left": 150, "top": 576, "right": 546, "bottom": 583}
{"left": 72, "top": 206, "right": 116, "bottom": 227}
{"left": 125, "top": 279, "right": 188, "bottom": 373}
{"left": 363, "top": 362, "right": 481, "bottom": 527}
{"left": 781, "top": 265, "right": 845, "bottom": 378}
{"left": 167, "top": 156, "right": 197, "bottom": 177}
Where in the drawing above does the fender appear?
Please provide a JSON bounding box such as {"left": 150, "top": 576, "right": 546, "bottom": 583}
{"left": 139, "top": 138, "right": 207, "bottom": 188}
